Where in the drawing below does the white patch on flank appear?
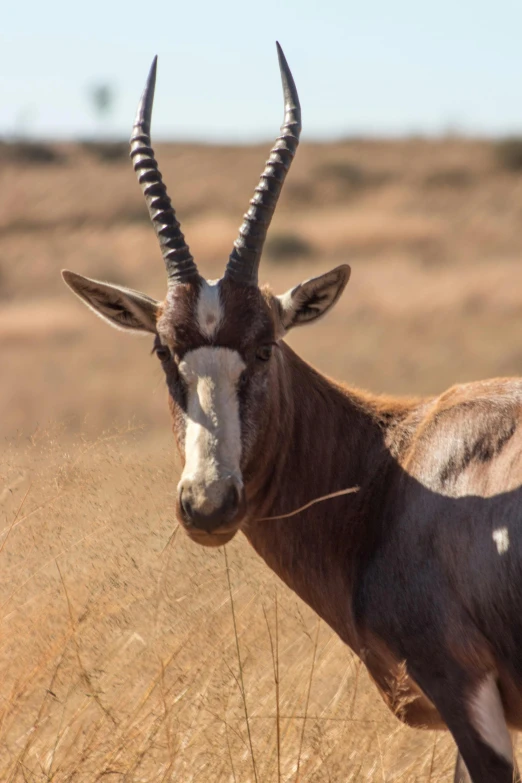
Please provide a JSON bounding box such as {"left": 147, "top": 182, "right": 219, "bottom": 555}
{"left": 493, "top": 527, "right": 510, "bottom": 555}
{"left": 196, "top": 279, "right": 223, "bottom": 339}
{"left": 178, "top": 346, "right": 245, "bottom": 512}
{"left": 469, "top": 674, "right": 513, "bottom": 763}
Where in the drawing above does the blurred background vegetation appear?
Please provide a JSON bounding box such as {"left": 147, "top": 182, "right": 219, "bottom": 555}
{"left": 3, "top": 135, "right": 522, "bottom": 438}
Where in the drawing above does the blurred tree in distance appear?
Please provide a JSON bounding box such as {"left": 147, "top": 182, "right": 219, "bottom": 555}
{"left": 88, "top": 84, "right": 116, "bottom": 139}
{"left": 84, "top": 82, "right": 127, "bottom": 161}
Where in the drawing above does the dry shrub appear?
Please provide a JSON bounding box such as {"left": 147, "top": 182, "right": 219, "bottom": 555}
{"left": 318, "top": 161, "right": 367, "bottom": 189}
{"left": 315, "top": 161, "right": 392, "bottom": 192}
{"left": 423, "top": 167, "right": 473, "bottom": 188}
{"left": 0, "top": 140, "right": 64, "bottom": 165}
{"left": 81, "top": 141, "right": 128, "bottom": 163}
{"left": 265, "top": 233, "right": 313, "bottom": 262}
{"left": 495, "top": 138, "right": 522, "bottom": 172}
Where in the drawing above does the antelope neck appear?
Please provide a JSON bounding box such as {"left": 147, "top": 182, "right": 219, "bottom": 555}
{"left": 242, "top": 343, "right": 409, "bottom": 646}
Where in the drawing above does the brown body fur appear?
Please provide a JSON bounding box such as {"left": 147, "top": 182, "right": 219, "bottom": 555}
{"left": 154, "top": 279, "right": 522, "bottom": 782}
{"left": 238, "top": 339, "right": 522, "bottom": 739}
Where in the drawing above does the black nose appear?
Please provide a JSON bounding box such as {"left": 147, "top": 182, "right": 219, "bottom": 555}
{"left": 180, "top": 488, "right": 194, "bottom": 523}
{"left": 179, "top": 482, "right": 240, "bottom": 533}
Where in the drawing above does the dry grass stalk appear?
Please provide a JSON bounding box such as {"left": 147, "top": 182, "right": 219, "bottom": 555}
{"left": 0, "top": 484, "right": 32, "bottom": 556}
{"left": 258, "top": 487, "right": 359, "bottom": 522}
{"left": 262, "top": 591, "right": 281, "bottom": 783}
{"left": 376, "top": 730, "right": 387, "bottom": 782}
{"left": 224, "top": 547, "right": 259, "bottom": 783}
{"left": 428, "top": 732, "right": 439, "bottom": 782}
{"left": 349, "top": 659, "right": 362, "bottom": 718}
{"left": 56, "top": 560, "right": 116, "bottom": 727}
{"left": 295, "top": 619, "right": 320, "bottom": 782}
{"left": 385, "top": 661, "right": 419, "bottom": 724}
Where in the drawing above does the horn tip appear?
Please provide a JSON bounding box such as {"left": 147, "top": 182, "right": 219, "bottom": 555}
{"left": 274, "top": 42, "right": 299, "bottom": 110}
{"left": 134, "top": 56, "right": 158, "bottom": 131}
{"left": 146, "top": 55, "right": 158, "bottom": 87}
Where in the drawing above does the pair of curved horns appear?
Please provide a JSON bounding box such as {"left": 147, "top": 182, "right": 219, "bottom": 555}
{"left": 130, "top": 43, "right": 301, "bottom": 287}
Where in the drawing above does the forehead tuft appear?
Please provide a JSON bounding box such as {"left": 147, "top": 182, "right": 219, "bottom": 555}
{"left": 197, "top": 279, "right": 223, "bottom": 339}
{"left": 157, "top": 277, "right": 275, "bottom": 354}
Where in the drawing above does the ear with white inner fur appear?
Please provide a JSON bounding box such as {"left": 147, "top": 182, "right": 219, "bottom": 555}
{"left": 277, "top": 264, "right": 351, "bottom": 331}
{"left": 62, "top": 270, "right": 160, "bottom": 334}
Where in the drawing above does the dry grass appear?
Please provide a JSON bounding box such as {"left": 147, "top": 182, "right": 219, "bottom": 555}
{"left": 0, "top": 429, "right": 460, "bottom": 782}
{"left": 2, "top": 138, "right": 522, "bottom": 780}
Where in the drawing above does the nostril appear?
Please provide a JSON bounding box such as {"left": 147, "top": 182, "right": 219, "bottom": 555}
{"left": 179, "top": 487, "right": 194, "bottom": 524}
{"left": 223, "top": 483, "right": 239, "bottom": 516}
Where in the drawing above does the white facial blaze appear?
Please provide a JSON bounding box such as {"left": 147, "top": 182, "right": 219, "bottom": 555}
{"left": 178, "top": 347, "right": 245, "bottom": 512}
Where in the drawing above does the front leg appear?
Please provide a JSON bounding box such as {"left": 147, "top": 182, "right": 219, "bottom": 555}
{"left": 415, "top": 669, "right": 516, "bottom": 783}
{"left": 454, "top": 747, "right": 520, "bottom": 783}
{"left": 454, "top": 752, "right": 472, "bottom": 783}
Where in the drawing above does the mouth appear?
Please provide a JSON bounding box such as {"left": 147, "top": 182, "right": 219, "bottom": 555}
{"left": 185, "top": 527, "right": 239, "bottom": 548}
{"left": 175, "top": 484, "right": 247, "bottom": 547}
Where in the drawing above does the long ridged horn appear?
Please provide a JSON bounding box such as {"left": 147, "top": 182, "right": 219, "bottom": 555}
{"left": 130, "top": 57, "right": 199, "bottom": 285}
{"left": 225, "top": 42, "right": 302, "bottom": 285}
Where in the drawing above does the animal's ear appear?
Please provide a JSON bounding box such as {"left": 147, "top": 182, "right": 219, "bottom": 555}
{"left": 62, "top": 270, "right": 160, "bottom": 334}
{"left": 276, "top": 264, "right": 351, "bottom": 331}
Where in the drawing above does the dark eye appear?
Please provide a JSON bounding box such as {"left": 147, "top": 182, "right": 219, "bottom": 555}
{"left": 155, "top": 344, "right": 171, "bottom": 363}
{"left": 256, "top": 345, "right": 273, "bottom": 362}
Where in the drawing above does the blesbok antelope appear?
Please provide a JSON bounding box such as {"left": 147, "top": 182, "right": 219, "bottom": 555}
{"left": 62, "top": 44, "right": 522, "bottom": 783}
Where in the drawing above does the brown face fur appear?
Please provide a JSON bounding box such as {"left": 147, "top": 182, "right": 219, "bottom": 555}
{"left": 154, "top": 277, "right": 281, "bottom": 545}
{"left": 61, "top": 261, "right": 350, "bottom": 547}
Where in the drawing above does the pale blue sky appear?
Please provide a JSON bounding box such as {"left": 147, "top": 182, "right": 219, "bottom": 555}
{"left": 2, "top": 0, "right": 522, "bottom": 141}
